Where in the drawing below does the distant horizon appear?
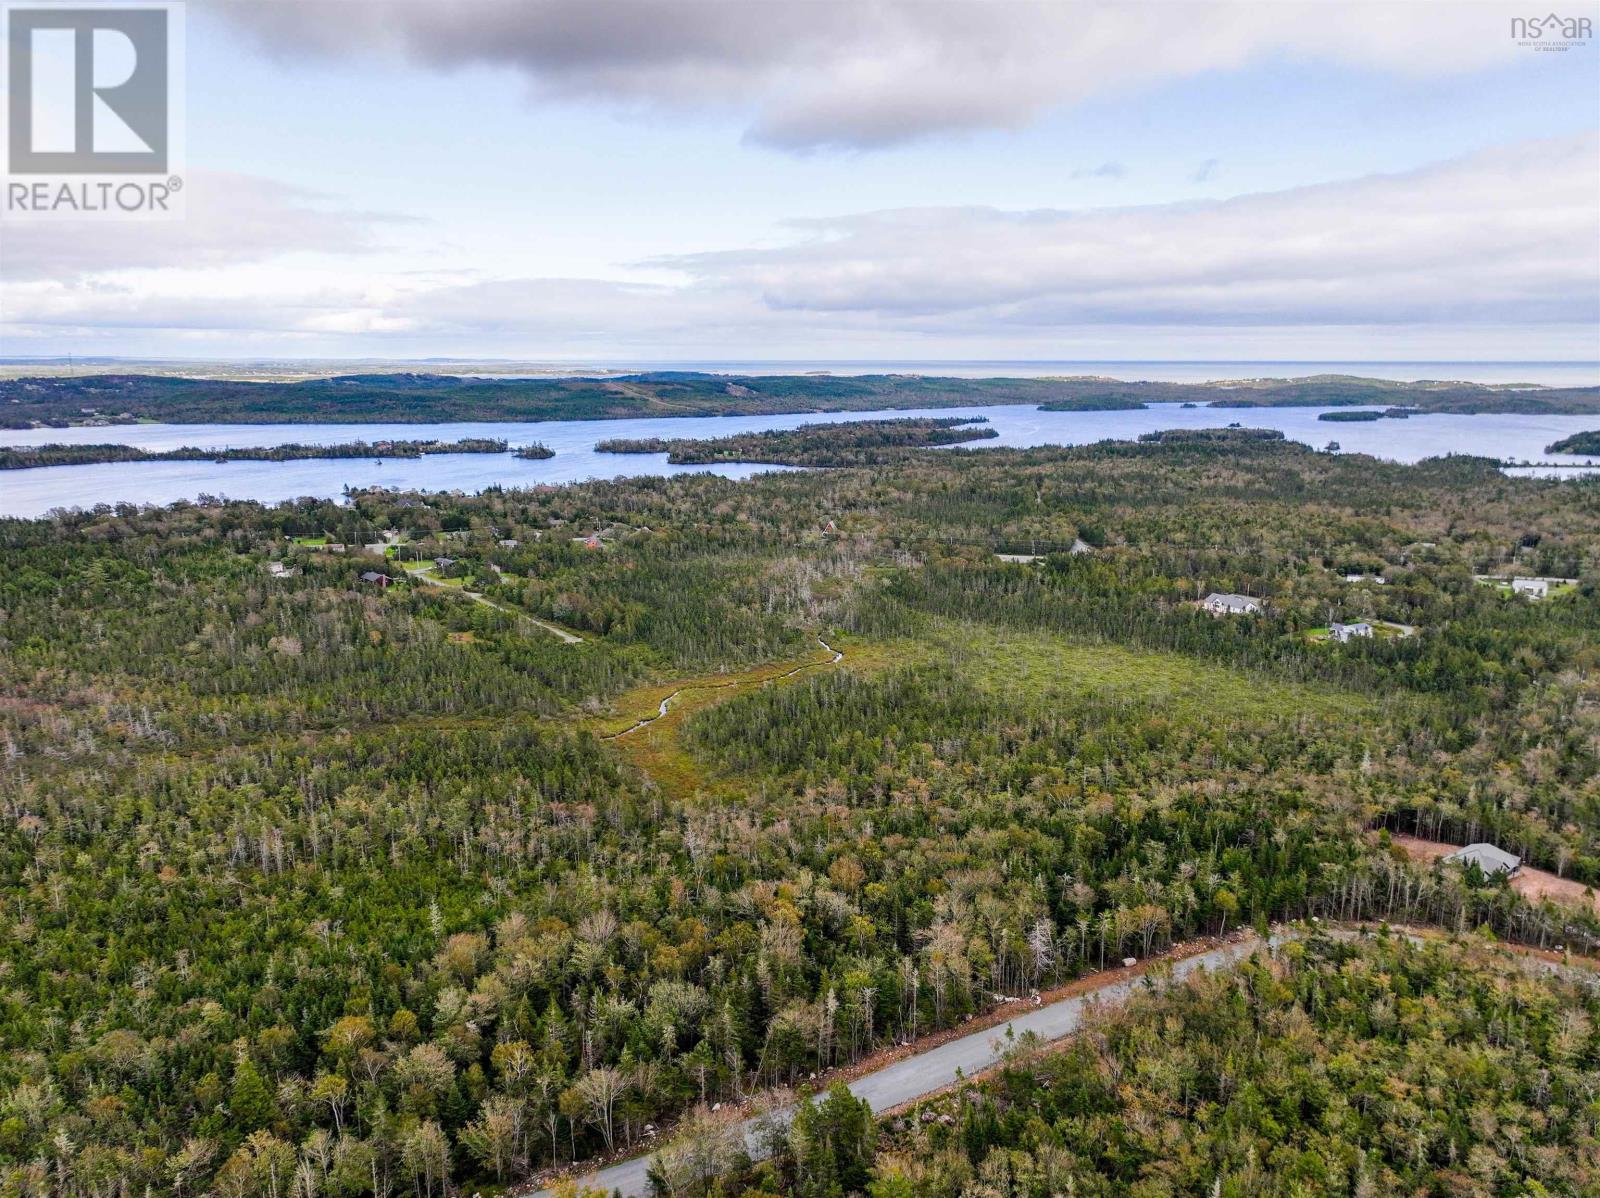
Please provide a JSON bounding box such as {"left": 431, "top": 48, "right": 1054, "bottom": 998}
{"left": 4, "top": 356, "right": 1598, "bottom": 388}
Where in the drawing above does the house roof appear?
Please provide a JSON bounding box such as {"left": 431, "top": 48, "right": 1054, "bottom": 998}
{"left": 1205, "top": 592, "right": 1258, "bottom": 608}
{"left": 1442, "top": 843, "right": 1521, "bottom": 875}
{"left": 359, "top": 571, "right": 387, "bottom": 583}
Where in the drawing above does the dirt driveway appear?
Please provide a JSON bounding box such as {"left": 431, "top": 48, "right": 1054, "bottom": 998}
{"left": 1393, "top": 833, "right": 1599, "bottom": 912}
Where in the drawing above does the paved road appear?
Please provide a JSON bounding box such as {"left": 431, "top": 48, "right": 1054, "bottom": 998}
{"left": 529, "top": 935, "right": 1266, "bottom": 1198}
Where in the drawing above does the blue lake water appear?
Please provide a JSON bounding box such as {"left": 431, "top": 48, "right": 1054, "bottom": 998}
{"left": 2, "top": 402, "right": 1596, "bottom": 518}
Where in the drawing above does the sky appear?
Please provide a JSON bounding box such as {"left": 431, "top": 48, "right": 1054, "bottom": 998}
{"left": 2, "top": 0, "right": 1598, "bottom": 363}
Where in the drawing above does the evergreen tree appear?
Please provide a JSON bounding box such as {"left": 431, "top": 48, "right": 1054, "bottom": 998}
{"left": 229, "top": 1056, "right": 278, "bottom": 1132}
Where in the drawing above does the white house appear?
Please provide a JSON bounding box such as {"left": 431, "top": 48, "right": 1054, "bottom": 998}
{"left": 1203, "top": 592, "right": 1262, "bottom": 615}
{"left": 1511, "top": 578, "right": 1549, "bottom": 599}
{"left": 1329, "top": 621, "right": 1373, "bottom": 643}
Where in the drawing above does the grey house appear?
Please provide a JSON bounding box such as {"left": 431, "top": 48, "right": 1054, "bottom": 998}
{"left": 1203, "top": 592, "right": 1261, "bottom": 615}
{"left": 1329, "top": 621, "right": 1373, "bottom": 643}
{"left": 1442, "top": 843, "right": 1521, "bottom": 876}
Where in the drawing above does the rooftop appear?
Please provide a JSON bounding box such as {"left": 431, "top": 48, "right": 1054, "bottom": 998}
{"left": 1442, "top": 842, "right": 1521, "bottom": 876}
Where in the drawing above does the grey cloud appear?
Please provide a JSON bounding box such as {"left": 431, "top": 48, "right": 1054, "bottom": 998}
{"left": 657, "top": 134, "right": 1600, "bottom": 328}
{"left": 8, "top": 135, "right": 1596, "bottom": 351}
{"left": 1191, "top": 158, "right": 1220, "bottom": 183}
{"left": 208, "top": 1, "right": 1526, "bottom": 152}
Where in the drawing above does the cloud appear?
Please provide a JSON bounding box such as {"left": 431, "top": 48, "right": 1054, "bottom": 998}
{"left": 0, "top": 170, "right": 399, "bottom": 280}
{"left": 211, "top": 0, "right": 1536, "bottom": 151}
{"left": 5, "top": 134, "right": 1596, "bottom": 356}
{"left": 656, "top": 133, "right": 1600, "bottom": 328}
{"left": 1191, "top": 158, "right": 1221, "bottom": 183}
{"left": 1072, "top": 162, "right": 1127, "bottom": 181}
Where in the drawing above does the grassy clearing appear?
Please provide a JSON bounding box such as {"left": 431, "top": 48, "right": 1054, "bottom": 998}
{"left": 929, "top": 618, "right": 1376, "bottom": 722}
{"left": 587, "top": 619, "right": 1375, "bottom": 799}
{"left": 586, "top": 634, "right": 911, "bottom": 799}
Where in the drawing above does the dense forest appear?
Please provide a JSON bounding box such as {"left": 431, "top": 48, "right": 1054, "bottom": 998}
{"left": 863, "top": 932, "right": 1599, "bottom": 1197}
{"left": 0, "top": 439, "right": 526, "bottom": 470}
{"left": 3, "top": 370, "right": 1597, "bottom": 427}
{"left": 596, "top": 417, "right": 998, "bottom": 464}
{"left": 0, "top": 433, "right": 1597, "bottom": 1196}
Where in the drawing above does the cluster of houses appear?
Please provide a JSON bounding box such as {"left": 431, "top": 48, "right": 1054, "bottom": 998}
{"left": 1202, "top": 593, "right": 1392, "bottom": 647}
{"left": 269, "top": 520, "right": 550, "bottom": 591}
{"left": 1207, "top": 561, "right": 1579, "bottom": 643}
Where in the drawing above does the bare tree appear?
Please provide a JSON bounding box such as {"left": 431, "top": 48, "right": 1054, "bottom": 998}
{"left": 572, "top": 1066, "right": 626, "bottom": 1155}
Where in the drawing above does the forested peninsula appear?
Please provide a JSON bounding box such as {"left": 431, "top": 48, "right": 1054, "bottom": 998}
{"left": 597, "top": 416, "right": 998, "bottom": 464}
{"left": 1547, "top": 429, "right": 1600, "bottom": 454}
{"left": 0, "top": 438, "right": 549, "bottom": 470}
